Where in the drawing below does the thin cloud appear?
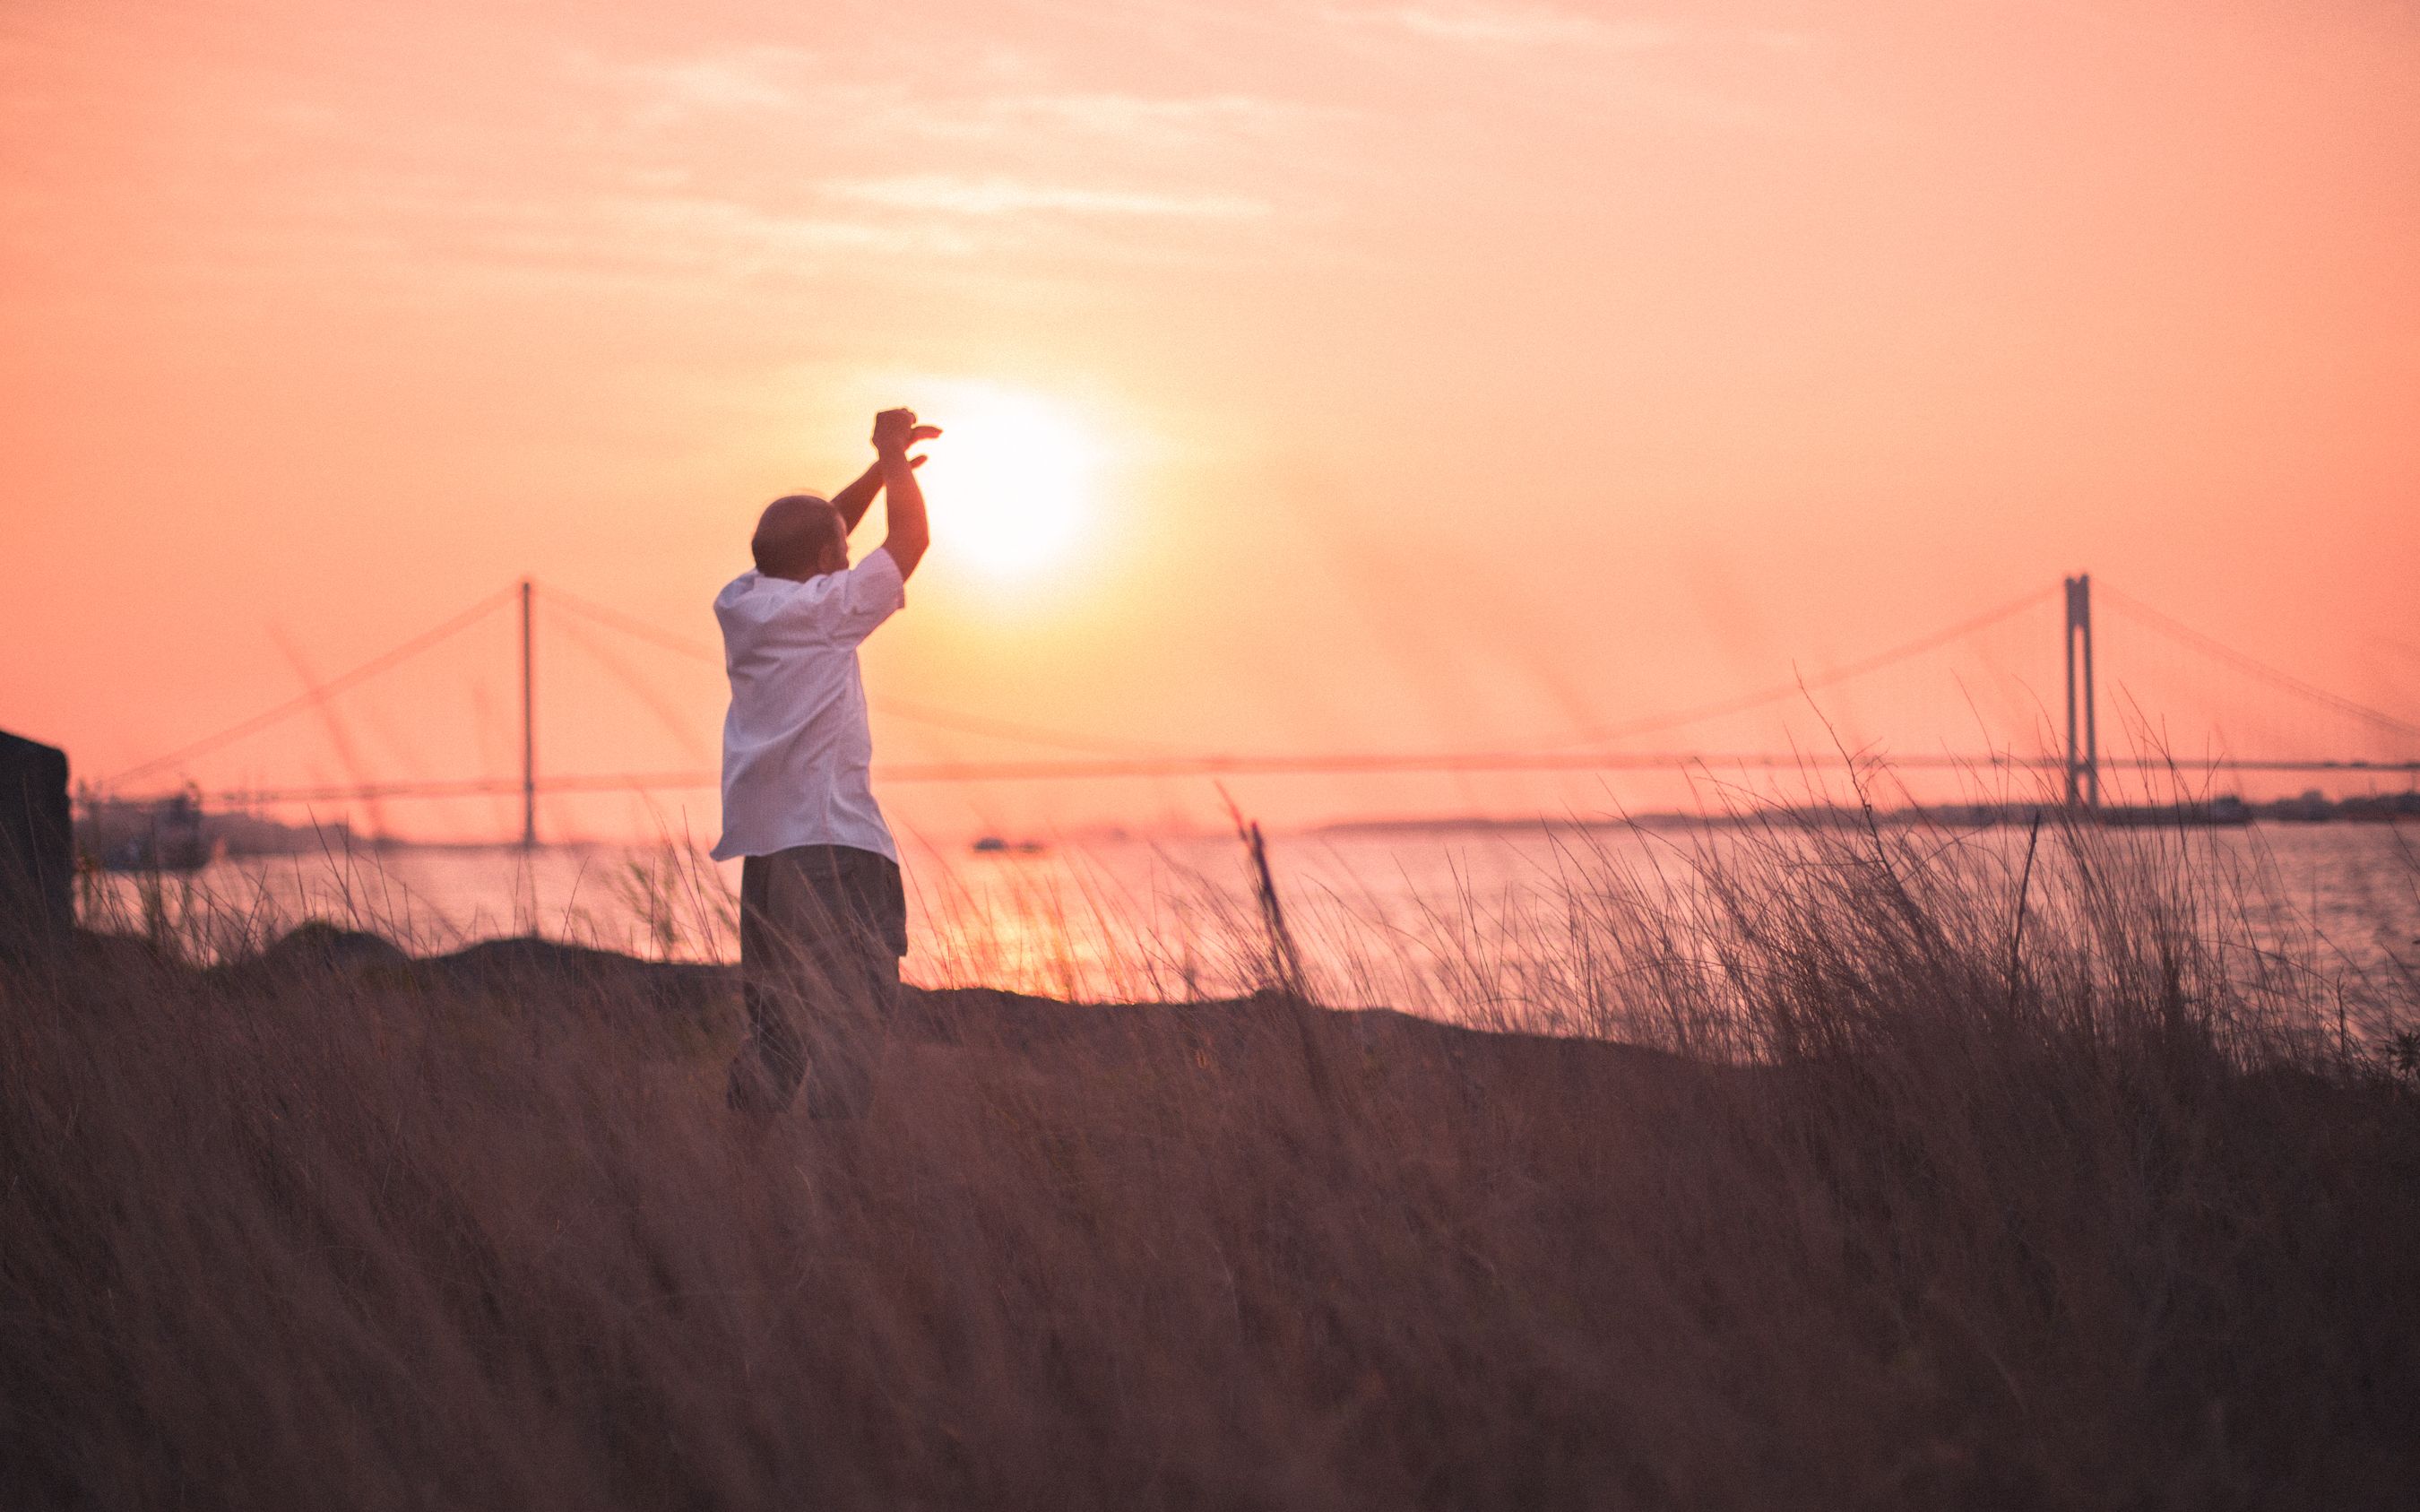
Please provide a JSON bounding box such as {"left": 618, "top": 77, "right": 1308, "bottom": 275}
{"left": 825, "top": 175, "right": 1271, "bottom": 220}
{"left": 613, "top": 195, "right": 984, "bottom": 261}
{"left": 583, "top": 47, "right": 817, "bottom": 124}
{"left": 1352, "top": 4, "right": 1690, "bottom": 48}
{"left": 1325, "top": 6, "right": 1842, "bottom": 133}
{"left": 953, "top": 91, "right": 1343, "bottom": 143}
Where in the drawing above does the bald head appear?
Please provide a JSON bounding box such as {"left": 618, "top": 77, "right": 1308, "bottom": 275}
{"left": 751, "top": 493, "right": 846, "bottom": 580}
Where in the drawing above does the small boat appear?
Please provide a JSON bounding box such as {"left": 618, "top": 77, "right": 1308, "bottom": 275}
{"left": 971, "top": 835, "right": 1050, "bottom": 856}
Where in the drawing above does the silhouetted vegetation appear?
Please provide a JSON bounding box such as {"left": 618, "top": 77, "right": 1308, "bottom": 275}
{"left": 4, "top": 809, "right": 2416, "bottom": 1508}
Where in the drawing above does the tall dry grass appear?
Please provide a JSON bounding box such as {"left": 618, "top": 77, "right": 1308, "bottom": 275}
{"left": 4, "top": 808, "right": 2417, "bottom": 1508}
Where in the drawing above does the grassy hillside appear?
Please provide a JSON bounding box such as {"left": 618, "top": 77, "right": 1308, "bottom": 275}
{"left": 4, "top": 814, "right": 2417, "bottom": 1508}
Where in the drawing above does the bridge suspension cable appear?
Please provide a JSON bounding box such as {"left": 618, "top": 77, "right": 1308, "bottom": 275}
{"left": 2097, "top": 584, "right": 2420, "bottom": 740}
{"left": 553, "top": 577, "right": 2073, "bottom": 756}
{"left": 538, "top": 581, "right": 1181, "bottom": 757}
{"left": 1534, "top": 583, "right": 2061, "bottom": 747}
{"left": 99, "top": 583, "right": 521, "bottom": 791}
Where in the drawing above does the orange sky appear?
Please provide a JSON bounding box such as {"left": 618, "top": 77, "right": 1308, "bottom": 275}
{"left": 4, "top": 0, "right": 2416, "bottom": 842}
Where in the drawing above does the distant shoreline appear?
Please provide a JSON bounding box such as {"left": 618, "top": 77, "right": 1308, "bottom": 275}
{"left": 75, "top": 796, "right": 2420, "bottom": 865}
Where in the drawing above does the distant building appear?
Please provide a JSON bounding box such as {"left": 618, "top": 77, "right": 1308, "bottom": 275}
{"left": 2269, "top": 790, "right": 2335, "bottom": 823}
{"left": 78, "top": 792, "right": 211, "bottom": 872}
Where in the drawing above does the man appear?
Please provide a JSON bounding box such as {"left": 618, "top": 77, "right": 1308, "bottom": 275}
{"left": 713, "top": 407, "right": 939, "bottom": 1117}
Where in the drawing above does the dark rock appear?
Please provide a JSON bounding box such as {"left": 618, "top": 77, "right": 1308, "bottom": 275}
{"left": 418, "top": 935, "right": 735, "bottom": 1020}
{"left": 203, "top": 920, "right": 414, "bottom": 995}
{"left": 255, "top": 920, "right": 413, "bottom": 973}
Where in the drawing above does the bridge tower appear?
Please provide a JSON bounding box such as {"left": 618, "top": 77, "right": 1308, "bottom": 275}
{"left": 520, "top": 577, "right": 538, "bottom": 848}
{"left": 2063, "top": 574, "right": 2099, "bottom": 808}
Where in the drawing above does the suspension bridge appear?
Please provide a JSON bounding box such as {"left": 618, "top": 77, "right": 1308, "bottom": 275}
{"left": 87, "top": 574, "right": 2420, "bottom": 843}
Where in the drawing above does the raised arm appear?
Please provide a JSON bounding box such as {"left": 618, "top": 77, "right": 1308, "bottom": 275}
{"left": 871, "top": 407, "right": 940, "bottom": 581}
{"left": 828, "top": 462, "right": 886, "bottom": 534}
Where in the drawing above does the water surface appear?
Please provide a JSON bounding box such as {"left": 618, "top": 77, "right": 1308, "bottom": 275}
{"left": 85, "top": 821, "right": 2419, "bottom": 1036}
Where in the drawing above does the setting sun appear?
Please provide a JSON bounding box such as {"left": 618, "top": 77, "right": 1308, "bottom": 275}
{"left": 9, "top": 3, "right": 2420, "bottom": 1495}
{"left": 912, "top": 387, "right": 1099, "bottom": 581}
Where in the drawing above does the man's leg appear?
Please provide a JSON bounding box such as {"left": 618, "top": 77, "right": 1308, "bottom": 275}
{"left": 795, "top": 847, "right": 906, "bottom": 1120}
{"left": 728, "top": 854, "right": 810, "bottom": 1114}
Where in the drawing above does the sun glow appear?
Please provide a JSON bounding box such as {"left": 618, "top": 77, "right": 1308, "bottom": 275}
{"left": 914, "top": 386, "right": 1100, "bottom": 582}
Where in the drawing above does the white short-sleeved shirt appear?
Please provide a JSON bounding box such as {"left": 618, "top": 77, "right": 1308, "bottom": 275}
{"left": 710, "top": 547, "right": 906, "bottom": 862}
